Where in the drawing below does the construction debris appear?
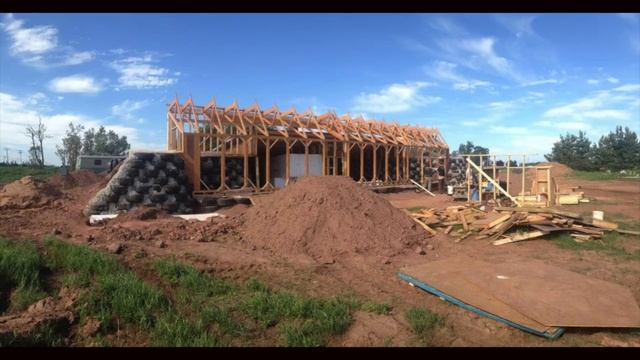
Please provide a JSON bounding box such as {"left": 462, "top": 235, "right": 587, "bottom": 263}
{"left": 409, "top": 203, "right": 628, "bottom": 246}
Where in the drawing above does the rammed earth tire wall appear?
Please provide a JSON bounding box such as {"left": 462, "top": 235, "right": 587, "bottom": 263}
{"left": 84, "top": 152, "right": 196, "bottom": 215}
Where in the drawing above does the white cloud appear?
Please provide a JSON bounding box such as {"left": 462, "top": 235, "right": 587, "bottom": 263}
{"left": 428, "top": 61, "right": 492, "bottom": 91}
{"left": 494, "top": 15, "right": 538, "bottom": 38}
{"left": 521, "top": 79, "right": 559, "bottom": 87}
{"left": 587, "top": 79, "right": 600, "bottom": 85}
{"left": 461, "top": 120, "right": 480, "bottom": 127}
{"left": 111, "top": 100, "right": 149, "bottom": 123}
{"left": 0, "top": 91, "right": 148, "bottom": 165}
{"left": 111, "top": 56, "right": 178, "bottom": 89}
{"left": 456, "top": 37, "right": 521, "bottom": 81}
{"left": 540, "top": 84, "right": 639, "bottom": 127}
{"left": 489, "top": 125, "right": 528, "bottom": 134}
{"left": 1, "top": 13, "right": 58, "bottom": 56}
{"left": 49, "top": 75, "right": 102, "bottom": 93}
{"left": 61, "top": 51, "right": 95, "bottom": 66}
{"left": 607, "top": 77, "right": 620, "bottom": 84}
{"left": 352, "top": 82, "right": 440, "bottom": 113}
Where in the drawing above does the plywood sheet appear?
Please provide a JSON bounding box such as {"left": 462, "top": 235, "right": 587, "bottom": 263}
{"left": 401, "top": 255, "right": 640, "bottom": 328}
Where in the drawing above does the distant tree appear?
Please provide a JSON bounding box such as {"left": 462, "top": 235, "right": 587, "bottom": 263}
{"left": 25, "top": 116, "right": 49, "bottom": 167}
{"left": 592, "top": 126, "right": 640, "bottom": 171}
{"left": 544, "top": 130, "right": 595, "bottom": 171}
{"left": 452, "top": 141, "right": 490, "bottom": 165}
{"left": 57, "top": 122, "right": 84, "bottom": 170}
{"left": 82, "top": 126, "right": 130, "bottom": 156}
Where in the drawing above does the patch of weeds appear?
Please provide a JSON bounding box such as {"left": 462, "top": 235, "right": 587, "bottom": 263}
{"left": 0, "top": 238, "right": 44, "bottom": 290}
{"left": 9, "top": 285, "right": 48, "bottom": 312}
{"left": 151, "top": 311, "right": 221, "bottom": 347}
{"left": 246, "top": 277, "right": 269, "bottom": 293}
{"left": 406, "top": 207, "right": 424, "bottom": 213}
{"left": 0, "top": 322, "right": 66, "bottom": 347}
{"left": 569, "top": 170, "right": 633, "bottom": 181}
{"left": 44, "top": 238, "right": 123, "bottom": 278}
{"left": 405, "top": 307, "right": 443, "bottom": 339}
{"left": 153, "top": 258, "right": 234, "bottom": 297}
{"left": 361, "top": 301, "right": 392, "bottom": 315}
{"left": 552, "top": 232, "right": 640, "bottom": 261}
{"left": 79, "top": 272, "right": 166, "bottom": 331}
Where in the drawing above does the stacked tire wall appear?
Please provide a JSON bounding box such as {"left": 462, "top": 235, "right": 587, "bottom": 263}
{"left": 84, "top": 152, "right": 197, "bottom": 215}
{"left": 201, "top": 157, "right": 250, "bottom": 190}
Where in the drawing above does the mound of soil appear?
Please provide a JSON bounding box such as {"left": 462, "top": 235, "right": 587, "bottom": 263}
{"left": 241, "top": 176, "right": 424, "bottom": 263}
{"left": 0, "top": 176, "right": 63, "bottom": 209}
{"left": 526, "top": 162, "right": 572, "bottom": 179}
{"left": 48, "top": 170, "right": 102, "bottom": 190}
{"left": 112, "top": 207, "right": 171, "bottom": 223}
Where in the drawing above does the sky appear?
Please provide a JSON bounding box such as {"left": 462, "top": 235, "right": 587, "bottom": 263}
{"left": 1, "top": 13, "right": 639, "bottom": 165}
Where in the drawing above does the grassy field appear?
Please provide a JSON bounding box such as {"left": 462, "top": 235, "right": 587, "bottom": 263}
{"left": 0, "top": 165, "right": 59, "bottom": 184}
{"left": 568, "top": 170, "right": 640, "bottom": 181}
{"left": 0, "top": 237, "right": 412, "bottom": 347}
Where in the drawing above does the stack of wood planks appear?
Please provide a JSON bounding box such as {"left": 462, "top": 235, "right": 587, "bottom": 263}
{"left": 555, "top": 185, "right": 590, "bottom": 205}
{"left": 410, "top": 205, "right": 638, "bottom": 246}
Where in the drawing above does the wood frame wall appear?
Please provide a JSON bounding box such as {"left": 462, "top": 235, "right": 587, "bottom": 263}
{"left": 167, "top": 97, "right": 449, "bottom": 195}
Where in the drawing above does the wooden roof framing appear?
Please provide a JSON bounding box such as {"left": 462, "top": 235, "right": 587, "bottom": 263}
{"left": 168, "top": 97, "right": 448, "bottom": 149}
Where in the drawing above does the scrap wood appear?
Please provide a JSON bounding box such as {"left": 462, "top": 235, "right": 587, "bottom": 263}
{"left": 454, "top": 232, "right": 472, "bottom": 243}
{"left": 459, "top": 213, "right": 469, "bottom": 232}
{"left": 444, "top": 225, "right": 453, "bottom": 234}
{"left": 592, "top": 219, "right": 619, "bottom": 230}
{"left": 570, "top": 234, "right": 594, "bottom": 242}
{"left": 410, "top": 179, "right": 436, "bottom": 197}
{"left": 494, "top": 207, "right": 582, "bottom": 219}
{"left": 482, "top": 214, "right": 513, "bottom": 232}
{"left": 412, "top": 217, "right": 437, "bottom": 235}
{"left": 493, "top": 230, "right": 549, "bottom": 246}
{"left": 611, "top": 228, "right": 640, "bottom": 236}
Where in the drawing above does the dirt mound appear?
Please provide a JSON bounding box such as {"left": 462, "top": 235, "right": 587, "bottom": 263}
{"left": 48, "top": 170, "right": 103, "bottom": 190}
{"left": 0, "top": 176, "right": 63, "bottom": 209}
{"left": 526, "top": 162, "right": 572, "bottom": 179}
{"left": 241, "top": 176, "right": 424, "bottom": 263}
{"left": 112, "top": 207, "right": 171, "bottom": 223}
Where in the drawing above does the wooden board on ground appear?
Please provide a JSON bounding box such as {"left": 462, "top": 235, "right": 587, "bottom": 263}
{"left": 400, "top": 255, "right": 640, "bottom": 329}
{"left": 493, "top": 230, "right": 548, "bottom": 245}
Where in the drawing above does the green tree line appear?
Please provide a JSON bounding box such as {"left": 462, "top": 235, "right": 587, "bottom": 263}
{"left": 545, "top": 126, "right": 640, "bottom": 171}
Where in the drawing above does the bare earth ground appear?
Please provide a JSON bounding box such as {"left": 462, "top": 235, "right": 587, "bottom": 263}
{"left": 1, "top": 171, "right": 639, "bottom": 347}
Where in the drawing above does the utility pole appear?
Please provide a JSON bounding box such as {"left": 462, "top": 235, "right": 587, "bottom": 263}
{"left": 3, "top": 147, "right": 8, "bottom": 163}
{"left": 18, "top": 150, "right": 23, "bottom": 164}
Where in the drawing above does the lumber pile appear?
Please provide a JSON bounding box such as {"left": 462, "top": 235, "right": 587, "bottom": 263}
{"left": 555, "top": 185, "right": 590, "bottom": 205}
{"left": 410, "top": 205, "right": 634, "bottom": 246}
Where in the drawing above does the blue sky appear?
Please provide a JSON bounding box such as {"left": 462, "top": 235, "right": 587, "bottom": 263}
{"left": 1, "top": 13, "right": 639, "bottom": 165}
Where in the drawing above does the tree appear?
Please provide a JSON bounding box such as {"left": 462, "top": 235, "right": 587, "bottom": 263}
{"left": 592, "top": 126, "right": 640, "bottom": 171}
{"left": 544, "top": 130, "right": 595, "bottom": 171}
{"left": 25, "top": 116, "right": 49, "bottom": 167}
{"left": 82, "top": 126, "right": 130, "bottom": 156}
{"left": 56, "top": 122, "right": 85, "bottom": 169}
{"left": 452, "top": 141, "right": 490, "bottom": 165}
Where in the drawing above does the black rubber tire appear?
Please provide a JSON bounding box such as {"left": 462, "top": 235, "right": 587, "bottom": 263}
{"left": 234, "top": 197, "right": 252, "bottom": 205}
{"left": 134, "top": 180, "right": 153, "bottom": 194}
{"left": 152, "top": 156, "right": 166, "bottom": 169}
{"left": 216, "top": 197, "right": 235, "bottom": 207}
{"left": 117, "top": 198, "right": 130, "bottom": 211}
{"left": 159, "top": 153, "right": 174, "bottom": 161}
{"left": 117, "top": 175, "right": 133, "bottom": 187}
{"left": 154, "top": 170, "right": 168, "bottom": 186}
{"left": 134, "top": 152, "right": 155, "bottom": 161}
{"left": 165, "top": 162, "right": 179, "bottom": 177}
{"left": 150, "top": 190, "right": 167, "bottom": 203}
{"left": 173, "top": 156, "right": 185, "bottom": 169}
{"left": 130, "top": 158, "right": 145, "bottom": 169}
{"left": 126, "top": 190, "right": 143, "bottom": 203}
{"left": 144, "top": 163, "right": 159, "bottom": 178}
{"left": 164, "top": 178, "right": 180, "bottom": 194}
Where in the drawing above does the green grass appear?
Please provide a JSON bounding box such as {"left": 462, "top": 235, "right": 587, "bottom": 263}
{"left": 0, "top": 322, "right": 67, "bottom": 347}
{"left": 552, "top": 232, "right": 640, "bottom": 261}
{"left": 361, "top": 301, "right": 392, "bottom": 315}
{"left": 1, "top": 239, "right": 365, "bottom": 347}
{"left": 406, "top": 207, "right": 424, "bottom": 213}
{"left": 0, "top": 238, "right": 48, "bottom": 313}
{"left": 568, "top": 170, "right": 639, "bottom": 181}
{"left": 0, "top": 165, "right": 59, "bottom": 184}
{"left": 405, "top": 307, "right": 443, "bottom": 339}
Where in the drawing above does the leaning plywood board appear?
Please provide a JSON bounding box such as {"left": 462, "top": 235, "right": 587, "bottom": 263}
{"left": 400, "top": 255, "right": 640, "bottom": 330}
{"left": 399, "top": 258, "right": 562, "bottom": 338}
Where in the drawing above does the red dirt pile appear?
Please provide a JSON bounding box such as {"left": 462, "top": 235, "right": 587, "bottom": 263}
{"left": 48, "top": 170, "right": 102, "bottom": 190}
{"left": 526, "top": 162, "right": 572, "bottom": 178}
{"left": 241, "top": 176, "right": 425, "bottom": 263}
{"left": 111, "top": 207, "right": 171, "bottom": 223}
{"left": 0, "top": 176, "right": 63, "bottom": 209}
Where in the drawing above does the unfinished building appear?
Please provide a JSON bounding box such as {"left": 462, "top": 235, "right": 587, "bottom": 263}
{"left": 167, "top": 97, "right": 449, "bottom": 195}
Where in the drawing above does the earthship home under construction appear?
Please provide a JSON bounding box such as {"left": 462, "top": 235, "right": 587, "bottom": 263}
{"left": 166, "top": 97, "right": 449, "bottom": 195}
